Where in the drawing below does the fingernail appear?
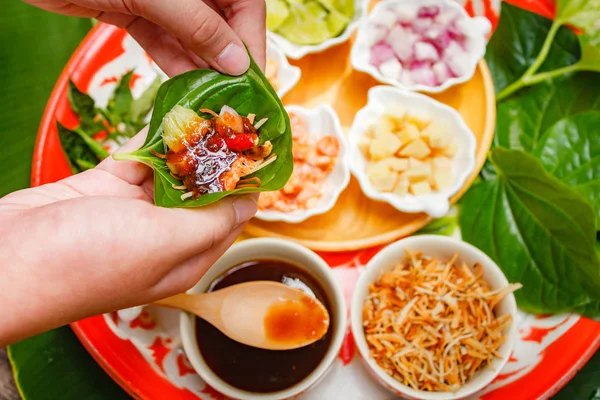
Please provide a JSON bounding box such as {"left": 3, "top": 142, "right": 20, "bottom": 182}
{"left": 216, "top": 42, "right": 250, "bottom": 76}
{"left": 233, "top": 196, "right": 258, "bottom": 226}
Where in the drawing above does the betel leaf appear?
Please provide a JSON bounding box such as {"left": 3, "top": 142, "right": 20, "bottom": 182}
{"left": 484, "top": 3, "right": 580, "bottom": 93}
{"left": 107, "top": 70, "right": 134, "bottom": 120}
{"left": 57, "top": 123, "right": 109, "bottom": 174}
{"left": 114, "top": 55, "right": 293, "bottom": 208}
{"left": 129, "top": 76, "right": 161, "bottom": 123}
{"left": 555, "top": 0, "right": 600, "bottom": 32}
{"left": 67, "top": 80, "right": 104, "bottom": 135}
{"left": 576, "top": 32, "right": 600, "bottom": 72}
{"left": 495, "top": 72, "right": 600, "bottom": 152}
{"left": 459, "top": 148, "right": 600, "bottom": 316}
{"left": 535, "top": 111, "right": 600, "bottom": 227}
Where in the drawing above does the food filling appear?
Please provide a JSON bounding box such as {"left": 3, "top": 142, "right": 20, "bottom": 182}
{"left": 158, "top": 105, "right": 276, "bottom": 200}
{"left": 258, "top": 111, "right": 340, "bottom": 212}
{"left": 359, "top": 104, "right": 457, "bottom": 196}
{"left": 363, "top": 251, "right": 521, "bottom": 392}
{"left": 368, "top": 3, "right": 477, "bottom": 87}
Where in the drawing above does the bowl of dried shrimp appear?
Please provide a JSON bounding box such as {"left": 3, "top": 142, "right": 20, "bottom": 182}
{"left": 255, "top": 104, "right": 350, "bottom": 223}
{"left": 350, "top": 235, "right": 520, "bottom": 399}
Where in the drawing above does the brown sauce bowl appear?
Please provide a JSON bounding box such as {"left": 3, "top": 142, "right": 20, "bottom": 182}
{"left": 180, "top": 238, "right": 347, "bottom": 400}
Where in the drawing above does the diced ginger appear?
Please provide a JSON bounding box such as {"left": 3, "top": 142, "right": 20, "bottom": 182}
{"left": 369, "top": 132, "right": 403, "bottom": 160}
{"left": 410, "top": 180, "right": 432, "bottom": 196}
{"left": 405, "top": 163, "right": 431, "bottom": 182}
{"left": 366, "top": 161, "right": 390, "bottom": 177}
{"left": 394, "top": 174, "right": 409, "bottom": 196}
{"left": 409, "top": 157, "right": 428, "bottom": 169}
{"left": 431, "top": 156, "right": 453, "bottom": 171}
{"left": 428, "top": 129, "right": 450, "bottom": 149}
{"left": 405, "top": 112, "right": 430, "bottom": 130}
{"left": 440, "top": 142, "right": 458, "bottom": 157}
{"left": 382, "top": 104, "right": 407, "bottom": 123}
{"left": 380, "top": 157, "right": 409, "bottom": 172}
{"left": 431, "top": 169, "right": 454, "bottom": 191}
{"left": 375, "top": 117, "right": 396, "bottom": 138}
{"left": 399, "top": 138, "right": 431, "bottom": 159}
{"left": 365, "top": 126, "right": 375, "bottom": 138}
{"left": 397, "top": 124, "right": 420, "bottom": 145}
{"left": 358, "top": 136, "right": 371, "bottom": 156}
{"left": 370, "top": 173, "right": 398, "bottom": 192}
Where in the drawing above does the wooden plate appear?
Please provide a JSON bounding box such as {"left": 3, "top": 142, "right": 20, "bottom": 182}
{"left": 244, "top": 41, "right": 496, "bottom": 251}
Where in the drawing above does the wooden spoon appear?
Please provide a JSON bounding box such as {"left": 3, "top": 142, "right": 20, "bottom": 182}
{"left": 153, "top": 281, "right": 330, "bottom": 350}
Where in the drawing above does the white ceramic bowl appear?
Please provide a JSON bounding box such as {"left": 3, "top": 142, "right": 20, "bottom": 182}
{"left": 348, "top": 85, "right": 476, "bottom": 217}
{"left": 256, "top": 104, "right": 351, "bottom": 223}
{"left": 268, "top": 0, "right": 367, "bottom": 60}
{"left": 351, "top": 235, "right": 518, "bottom": 400}
{"left": 180, "top": 238, "right": 347, "bottom": 400}
{"left": 267, "top": 40, "right": 301, "bottom": 98}
{"left": 350, "top": 0, "right": 491, "bottom": 93}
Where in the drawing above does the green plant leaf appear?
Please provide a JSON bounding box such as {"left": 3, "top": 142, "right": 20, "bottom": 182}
{"left": 485, "top": 3, "right": 580, "bottom": 93}
{"left": 67, "top": 80, "right": 95, "bottom": 120}
{"left": 107, "top": 71, "right": 134, "bottom": 120}
{"left": 8, "top": 327, "right": 131, "bottom": 400}
{"left": 534, "top": 111, "right": 600, "bottom": 227}
{"left": 459, "top": 148, "right": 600, "bottom": 316}
{"left": 555, "top": 0, "right": 600, "bottom": 32}
{"left": 57, "top": 123, "right": 107, "bottom": 174}
{"left": 576, "top": 32, "right": 600, "bottom": 72}
{"left": 495, "top": 72, "right": 600, "bottom": 152}
{"left": 415, "top": 212, "right": 458, "bottom": 237}
{"left": 129, "top": 76, "right": 161, "bottom": 122}
{"left": 116, "top": 55, "right": 293, "bottom": 208}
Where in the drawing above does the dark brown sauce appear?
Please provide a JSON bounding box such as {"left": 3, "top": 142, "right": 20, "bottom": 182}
{"left": 195, "top": 260, "right": 333, "bottom": 393}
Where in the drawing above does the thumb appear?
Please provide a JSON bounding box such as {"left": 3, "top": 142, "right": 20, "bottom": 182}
{"left": 132, "top": 0, "right": 250, "bottom": 75}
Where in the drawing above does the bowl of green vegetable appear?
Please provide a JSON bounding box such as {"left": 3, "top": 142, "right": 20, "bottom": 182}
{"left": 266, "top": 0, "right": 367, "bottom": 59}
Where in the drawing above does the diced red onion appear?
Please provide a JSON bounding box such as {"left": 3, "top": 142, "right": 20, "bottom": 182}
{"left": 414, "top": 41, "right": 439, "bottom": 61}
{"left": 411, "top": 66, "right": 438, "bottom": 86}
{"left": 417, "top": 5, "right": 440, "bottom": 18}
{"left": 367, "top": 24, "right": 389, "bottom": 46}
{"left": 370, "top": 42, "right": 395, "bottom": 67}
{"left": 379, "top": 58, "right": 403, "bottom": 79}
{"left": 412, "top": 17, "right": 433, "bottom": 33}
{"left": 432, "top": 61, "right": 451, "bottom": 82}
{"left": 388, "top": 25, "right": 417, "bottom": 61}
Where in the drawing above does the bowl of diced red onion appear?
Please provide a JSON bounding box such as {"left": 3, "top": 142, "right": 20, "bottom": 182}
{"left": 350, "top": 0, "right": 491, "bottom": 93}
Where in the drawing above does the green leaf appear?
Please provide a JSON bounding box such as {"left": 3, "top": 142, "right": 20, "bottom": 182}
{"left": 552, "top": 349, "right": 600, "bottom": 400}
{"left": 459, "top": 148, "right": 600, "bottom": 316}
{"left": 485, "top": 3, "right": 580, "bottom": 93}
{"left": 415, "top": 212, "right": 458, "bottom": 237}
{"left": 576, "top": 32, "right": 600, "bottom": 72}
{"left": 535, "top": 111, "right": 600, "bottom": 227}
{"left": 495, "top": 72, "right": 600, "bottom": 152}
{"left": 116, "top": 55, "right": 293, "bottom": 208}
{"left": 0, "top": 2, "right": 90, "bottom": 197}
{"left": 57, "top": 123, "right": 108, "bottom": 173}
{"left": 129, "top": 76, "right": 161, "bottom": 122}
{"left": 107, "top": 71, "right": 134, "bottom": 120}
{"left": 67, "top": 80, "right": 95, "bottom": 120}
{"left": 555, "top": 0, "right": 600, "bottom": 32}
{"left": 8, "top": 327, "right": 131, "bottom": 400}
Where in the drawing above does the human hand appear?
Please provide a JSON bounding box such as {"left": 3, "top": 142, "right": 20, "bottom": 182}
{"left": 0, "top": 130, "right": 258, "bottom": 346}
{"left": 23, "top": 0, "right": 266, "bottom": 76}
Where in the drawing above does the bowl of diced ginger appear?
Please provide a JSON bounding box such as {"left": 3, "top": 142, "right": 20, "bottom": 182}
{"left": 348, "top": 85, "right": 476, "bottom": 217}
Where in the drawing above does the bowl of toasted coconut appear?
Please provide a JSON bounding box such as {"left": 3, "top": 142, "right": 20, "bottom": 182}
{"left": 350, "top": 235, "right": 521, "bottom": 400}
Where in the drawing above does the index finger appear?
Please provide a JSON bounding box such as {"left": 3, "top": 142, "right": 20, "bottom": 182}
{"left": 215, "top": 0, "right": 267, "bottom": 70}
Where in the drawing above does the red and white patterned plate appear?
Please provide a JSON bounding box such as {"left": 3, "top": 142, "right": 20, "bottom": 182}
{"left": 32, "top": 1, "right": 600, "bottom": 398}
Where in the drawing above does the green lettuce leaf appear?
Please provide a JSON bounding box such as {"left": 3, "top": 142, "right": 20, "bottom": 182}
{"left": 534, "top": 111, "right": 600, "bottom": 227}
{"left": 115, "top": 56, "right": 293, "bottom": 208}
{"left": 459, "top": 148, "right": 600, "bottom": 316}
